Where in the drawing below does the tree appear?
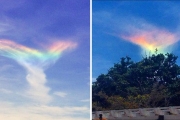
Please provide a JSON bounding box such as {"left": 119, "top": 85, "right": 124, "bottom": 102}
{"left": 92, "top": 52, "right": 180, "bottom": 111}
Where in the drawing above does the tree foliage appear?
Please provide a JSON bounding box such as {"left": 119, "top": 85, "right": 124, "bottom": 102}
{"left": 92, "top": 52, "right": 180, "bottom": 111}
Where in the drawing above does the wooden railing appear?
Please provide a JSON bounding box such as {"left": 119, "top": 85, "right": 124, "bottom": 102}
{"left": 92, "top": 106, "right": 180, "bottom": 120}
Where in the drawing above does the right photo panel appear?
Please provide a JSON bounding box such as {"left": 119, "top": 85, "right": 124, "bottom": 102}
{"left": 92, "top": 1, "right": 180, "bottom": 120}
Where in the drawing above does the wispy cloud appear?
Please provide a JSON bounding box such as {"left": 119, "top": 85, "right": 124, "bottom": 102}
{"left": 0, "top": 88, "right": 12, "bottom": 94}
{"left": 80, "top": 99, "right": 89, "bottom": 102}
{"left": 0, "top": 101, "right": 89, "bottom": 120}
{"left": 53, "top": 91, "right": 67, "bottom": 98}
{"left": 0, "top": 22, "right": 12, "bottom": 33}
{"left": 92, "top": 77, "right": 96, "bottom": 82}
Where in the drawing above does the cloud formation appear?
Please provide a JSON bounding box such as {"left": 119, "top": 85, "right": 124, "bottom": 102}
{"left": 0, "top": 0, "right": 89, "bottom": 119}
{"left": 53, "top": 91, "right": 67, "bottom": 98}
{"left": 0, "top": 101, "right": 89, "bottom": 120}
{"left": 94, "top": 11, "right": 180, "bottom": 54}
{"left": 0, "top": 39, "right": 77, "bottom": 104}
{"left": 120, "top": 25, "right": 179, "bottom": 54}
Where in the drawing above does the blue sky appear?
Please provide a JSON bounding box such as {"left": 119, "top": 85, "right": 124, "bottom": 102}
{"left": 0, "top": 0, "right": 89, "bottom": 120}
{"left": 93, "top": 1, "right": 180, "bottom": 81}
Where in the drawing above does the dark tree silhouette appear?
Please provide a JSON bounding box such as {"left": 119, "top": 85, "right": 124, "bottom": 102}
{"left": 92, "top": 52, "right": 180, "bottom": 111}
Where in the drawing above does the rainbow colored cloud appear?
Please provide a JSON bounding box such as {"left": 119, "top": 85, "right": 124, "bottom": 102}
{"left": 120, "top": 25, "right": 179, "bottom": 54}
{"left": 0, "top": 39, "right": 77, "bottom": 104}
{"left": 0, "top": 39, "right": 77, "bottom": 66}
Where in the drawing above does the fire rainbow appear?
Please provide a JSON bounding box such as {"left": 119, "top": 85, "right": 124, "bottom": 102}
{"left": 0, "top": 39, "right": 77, "bottom": 66}
{"left": 121, "top": 29, "right": 179, "bottom": 54}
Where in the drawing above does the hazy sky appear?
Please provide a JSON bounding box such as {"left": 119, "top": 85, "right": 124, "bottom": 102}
{"left": 93, "top": 1, "right": 180, "bottom": 81}
{"left": 0, "top": 0, "right": 89, "bottom": 120}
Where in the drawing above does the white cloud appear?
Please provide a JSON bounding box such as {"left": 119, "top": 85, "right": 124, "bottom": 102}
{"left": 0, "top": 64, "right": 14, "bottom": 72}
{"left": 24, "top": 63, "right": 52, "bottom": 104}
{"left": 0, "top": 88, "right": 12, "bottom": 94}
{"left": 80, "top": 99, "right": 89, "bottom": 102}
{"left": 92, "top": 77, "right": 96, "bottom": 82}
{"left": 53, "top": 91, "right": 67, "bottom": 98}
{"left": 0, "top": 101, "right": 89, "bottom": 120}
{"left": 0, "top": 22, "right": 12, "bottom": 33}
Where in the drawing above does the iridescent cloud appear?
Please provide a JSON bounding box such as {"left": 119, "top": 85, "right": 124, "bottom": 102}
{"left": 0, "top": 39, "right": 77, "bottom": 104}
{"left": 0, "top": 40, "right": 77, "bottom": 66}
{"left": 120, "top": 24, "right": 179, "bottom": 54}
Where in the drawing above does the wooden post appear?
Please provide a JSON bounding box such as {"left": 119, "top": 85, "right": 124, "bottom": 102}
{"left": 99, "top": 114, "right": 102, "bottom": 120}
{"left": 158, "top": 115, "right": 164, "bottom": 120}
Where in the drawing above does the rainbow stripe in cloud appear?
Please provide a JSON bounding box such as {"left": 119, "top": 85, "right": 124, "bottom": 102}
{"left": 0, "top": 39, "right": 77, "bottom": 103}
{"left": 120, "top": 27, "right": 179, "bottom": 54}
{"left": 0, "top": 39, "right": 77, "bottom": 66}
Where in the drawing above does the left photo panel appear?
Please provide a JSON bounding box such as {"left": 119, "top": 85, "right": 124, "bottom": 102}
{"left": 0, "top": 1, "right": 90, "bottom": 120}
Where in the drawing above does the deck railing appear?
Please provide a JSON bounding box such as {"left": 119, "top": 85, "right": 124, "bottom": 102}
{"left": 92, "top": 106, "right": 180, "bottom": 120}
